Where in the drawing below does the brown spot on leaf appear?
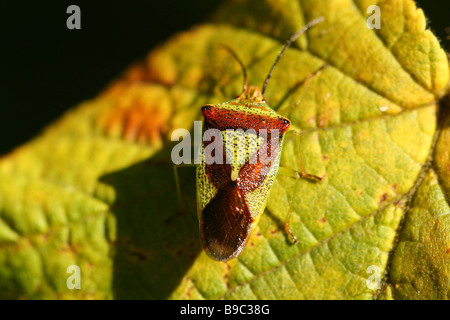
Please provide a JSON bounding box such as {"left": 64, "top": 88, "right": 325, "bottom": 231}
{"left": 395, "top": 199, "right": 405, "bottom": 209}
{"left": 123, "top": 238, "right": 151, "bottom": 262}
{"left": 121, "top": 61, "right": 153, "bottom": 84}
{"left": 379, "top": 193, "right": 389, "bottom": 204}
{"left": 319, "top": 217, "right": 327, "bottom": 225}
{"left": 98, "top": 84, "right": 172, "bottom": 146}
{"left": 126, "top": 247, "right": 150, "bottom": 262}
{"left": 60, "top": 243, "right": 78, "bottom": 255}
{"left": 40, "top": 232, "right": 51, "bottom": 243}
{"left": 184, "top": 278, "right": 195, "bottom": 299}
{"left": 222, "top": 262, "right": 232, "bottom": 290}
{"left": 270, "top": 229, "right": 279, "bottom": 236}
{"left": 318, "top": 116, "right": 327, "bottom": 127}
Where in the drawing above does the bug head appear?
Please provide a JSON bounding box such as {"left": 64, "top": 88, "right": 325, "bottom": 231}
{"left": 235, "top": 86, "right": 265, "bottom": 103}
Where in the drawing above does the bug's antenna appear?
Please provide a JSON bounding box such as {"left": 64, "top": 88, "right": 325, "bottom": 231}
{"left": 261, "top": 16, "right": 324, "bottom": 95}
{"left": 220, "top": 44, "right": 248, "bottom": 91}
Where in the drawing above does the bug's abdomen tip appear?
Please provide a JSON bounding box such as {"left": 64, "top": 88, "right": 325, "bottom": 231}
{"left": 200, "top": 182, "right": 252, "bottom": 261}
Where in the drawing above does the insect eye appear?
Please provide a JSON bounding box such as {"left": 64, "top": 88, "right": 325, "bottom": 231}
{"left": 201, "top": 105, "right": 212, "bottom": 113}
{"left": 201, "top": 105, "right": 216, "bottom": 119}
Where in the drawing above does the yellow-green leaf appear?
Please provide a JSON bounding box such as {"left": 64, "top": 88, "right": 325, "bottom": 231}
{"left": 0, "top": 0, "right": 448, "bottom": 299}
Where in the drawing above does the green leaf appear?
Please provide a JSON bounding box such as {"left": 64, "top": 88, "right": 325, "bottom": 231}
{"left": 0, "top": 0, "right": 448, "bottom": 299}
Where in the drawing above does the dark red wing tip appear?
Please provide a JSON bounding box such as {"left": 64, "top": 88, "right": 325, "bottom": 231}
{"left": 279, "top": 117, "right": 291, "bottom": 132}
{"left": 203, "top": 243, "right": 244, "bottom": 262}
{"left": 281, "top": 118, "right": 290, "bottom": 125}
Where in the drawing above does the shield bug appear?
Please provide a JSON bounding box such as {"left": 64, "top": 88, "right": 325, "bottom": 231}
{"left": 196, "top": 17, "right": 326, "bottom": 261}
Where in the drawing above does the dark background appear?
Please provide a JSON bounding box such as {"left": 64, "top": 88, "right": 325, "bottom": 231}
{"left": 1, "top": 1, "right": 449, "bottom": 156}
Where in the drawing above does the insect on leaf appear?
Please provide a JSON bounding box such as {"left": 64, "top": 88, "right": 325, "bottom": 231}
{"left": 0, "top": 0, "right": 448, "bottom": 299}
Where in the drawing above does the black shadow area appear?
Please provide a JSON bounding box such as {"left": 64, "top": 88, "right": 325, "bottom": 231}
{"left": 0, "top": 1, "right": 219, "bottom": 155}
{"left": 99, "top": 146, "right": 201, "bottom": 299}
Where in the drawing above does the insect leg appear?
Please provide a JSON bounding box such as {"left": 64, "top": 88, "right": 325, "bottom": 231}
{"left": 283, "top": 129, "right": 326, "bottom": 181}
{"left": 278, "top": 129, "right": 326, "bottom": 244}
{"left": 291, "top": 130, "right": 325, "bottom": 182}
{"left": 285, "top": 63, "right": 329, "bottom": 119}
{"left": 173, "top": 163, "right": 196, "bottom": 214}
{"left": 277, "top": 166, "right": 303, "bottom": 244}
